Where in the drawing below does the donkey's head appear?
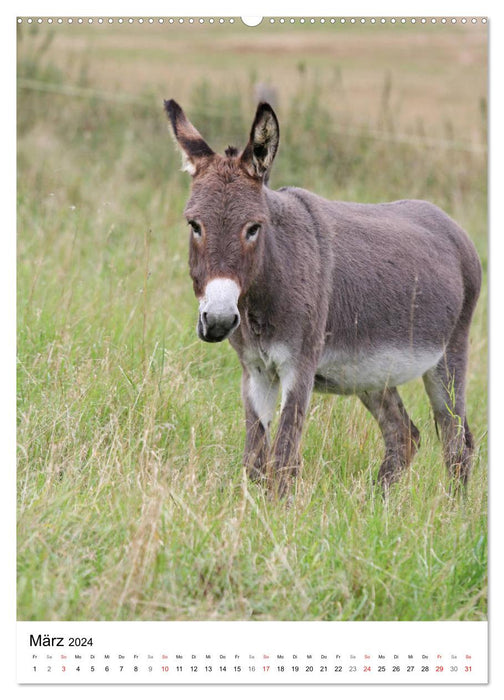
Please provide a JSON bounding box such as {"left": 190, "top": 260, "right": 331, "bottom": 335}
{"left": 165, "top": 99, "right": 280, "bottom": 342}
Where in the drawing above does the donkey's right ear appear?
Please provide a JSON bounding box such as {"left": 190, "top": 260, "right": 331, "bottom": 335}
{"left": 164, "top": 99, "right": 214, "bottom": 176}
{"left": 240, "top": 103, "right": 280, "bottom": 180}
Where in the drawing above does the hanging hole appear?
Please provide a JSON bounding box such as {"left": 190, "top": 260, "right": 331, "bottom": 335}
{"left": 241, "top": 17, "right": 263, "bottom": 27}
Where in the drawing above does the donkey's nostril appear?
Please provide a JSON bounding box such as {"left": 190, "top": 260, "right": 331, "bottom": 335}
{"left": 201, "top": 310, "right": 240, "bottom": 342}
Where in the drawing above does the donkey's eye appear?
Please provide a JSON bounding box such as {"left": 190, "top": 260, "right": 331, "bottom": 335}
{"left": 245, "top": 223, "right": 261, "bottom": 242}
{"left": 189, "top": 220, "right": 202, "bottom": 239}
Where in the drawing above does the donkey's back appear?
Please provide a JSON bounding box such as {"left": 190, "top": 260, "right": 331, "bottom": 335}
{"left": 266, "top": 188, "right": 481, "bottom": 394}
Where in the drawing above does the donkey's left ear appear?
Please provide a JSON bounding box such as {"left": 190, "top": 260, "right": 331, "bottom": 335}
{"left": 164, "top": 99, "right": 214, "bottom": 176}
{"left": 240, "top": 103, "right": 280, "bottom": 180}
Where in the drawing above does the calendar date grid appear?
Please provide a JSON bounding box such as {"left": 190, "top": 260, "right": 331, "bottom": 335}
{"left": 28, "top": 648, "right": 476, "bottom": 679}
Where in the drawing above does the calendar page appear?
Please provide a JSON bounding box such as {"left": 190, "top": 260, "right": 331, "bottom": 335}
{"left": 16, "top": 5, "right": 489, "bottom": 689}
{"left": 17, "top": 620, "right": 487, "bottom": 683}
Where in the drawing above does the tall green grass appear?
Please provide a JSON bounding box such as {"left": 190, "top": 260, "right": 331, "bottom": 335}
{"left": 17, "top": 27, "right": 487, "bottom": 621}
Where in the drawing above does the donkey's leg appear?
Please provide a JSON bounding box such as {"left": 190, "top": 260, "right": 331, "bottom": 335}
{"left": 241, "top": 366, "right": 279, "bottom": 482}
{"left": 272, "top": 370, "right": 314, "bottom": 497}
{"left": 359, "top": 387, "right": 421, "bottom": 490}
{"left": 422, "top": 330, "right": 474, "bottom": 490}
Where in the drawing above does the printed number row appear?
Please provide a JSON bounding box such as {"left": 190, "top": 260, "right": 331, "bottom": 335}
{"left": 32, "top": 664, "right": 473, "bottom": 673}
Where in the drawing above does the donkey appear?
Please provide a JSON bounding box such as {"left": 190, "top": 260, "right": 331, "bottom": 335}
{"left": 165, "top": 99, "right": 481, "bottom": 497}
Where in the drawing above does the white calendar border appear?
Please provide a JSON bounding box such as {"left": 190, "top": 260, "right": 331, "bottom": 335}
{"left": 17, "top": 620, "right": 488, "bottom": 685}
{"left": 6, "top": 0, "right": 502, "bottom": 697}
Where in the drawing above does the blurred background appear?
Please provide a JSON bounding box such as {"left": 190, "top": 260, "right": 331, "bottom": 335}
{"left": 17, "top": 19, "right": 487, "bottom": 205}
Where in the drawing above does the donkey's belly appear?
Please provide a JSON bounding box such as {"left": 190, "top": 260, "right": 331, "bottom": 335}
{"left": 314, "top": 345, "right": 443, "bottom": 394}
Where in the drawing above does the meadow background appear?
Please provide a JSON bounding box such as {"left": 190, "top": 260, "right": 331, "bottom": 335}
{"left": 17, "top": 19, "right": 487, "bottom": 621}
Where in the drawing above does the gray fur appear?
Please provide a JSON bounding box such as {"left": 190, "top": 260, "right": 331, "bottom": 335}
{"left": 166, "top": 99, "right": 482, "bottom": 497}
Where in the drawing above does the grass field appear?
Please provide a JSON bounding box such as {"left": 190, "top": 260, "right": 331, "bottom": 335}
{"left": 17, "top": 20, "right": 487, "bottom": 621}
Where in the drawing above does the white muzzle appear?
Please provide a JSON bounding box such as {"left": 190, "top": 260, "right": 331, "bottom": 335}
{"left": 198, "top": 278, "right": 241, "bottom": 343}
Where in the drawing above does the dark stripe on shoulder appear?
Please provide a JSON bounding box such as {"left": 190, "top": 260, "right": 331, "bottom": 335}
{"left": 284, "top": 188, "right": 323, "bottom": 242}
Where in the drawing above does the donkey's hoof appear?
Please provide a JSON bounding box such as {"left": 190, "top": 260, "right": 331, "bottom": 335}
{"left": 448, "top": 463, "right": 470, "bottom": 497}
{"left": 375, "top": 460, "right": 404, "bottom": 497}
{"left": 247, "top": 464, "right": 267, "bottom": 483}
{"left": 266, "top": 474, "right": 294, "bottom": 500}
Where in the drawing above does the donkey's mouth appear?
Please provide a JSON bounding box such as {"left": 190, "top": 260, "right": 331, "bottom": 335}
{"left": 197, "top": 314, "right": 240, "bottom": 343}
